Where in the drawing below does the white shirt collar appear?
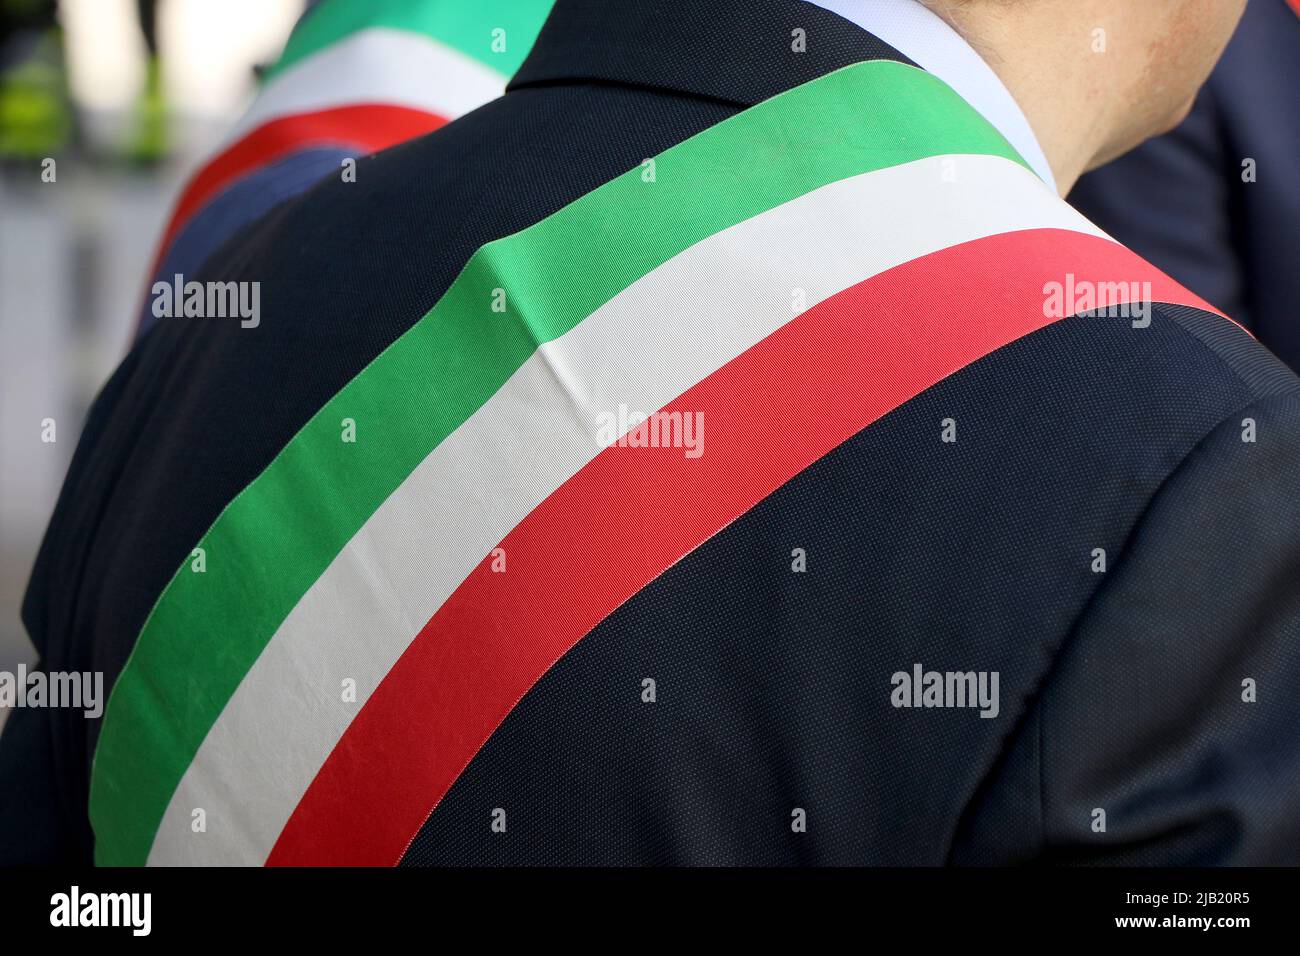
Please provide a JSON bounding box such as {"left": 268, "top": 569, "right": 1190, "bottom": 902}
{"left": 808, "top": 0, "right": 1057, "bottom": 193}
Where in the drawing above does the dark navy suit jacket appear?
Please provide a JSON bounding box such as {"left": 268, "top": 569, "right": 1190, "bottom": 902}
{"left": 4, "top": 0, "right": 1300, "bottom": 865}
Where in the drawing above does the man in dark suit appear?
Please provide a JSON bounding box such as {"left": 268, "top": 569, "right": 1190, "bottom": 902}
{"left": 1072, "top": 0, "right": 1300, "bottom": 371}
{"left": 6, "top": 0, "right": 1298, "bottom": 866}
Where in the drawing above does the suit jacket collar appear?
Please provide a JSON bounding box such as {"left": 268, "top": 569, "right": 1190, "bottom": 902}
{"left": 809, "top": 0, "right": 1055, "bottom": 190}
{"left": 510, "top": 0, "right": 914, "bottom": 107}
{"left": 513, "top": 0, "right": 1055, "bottom": 191}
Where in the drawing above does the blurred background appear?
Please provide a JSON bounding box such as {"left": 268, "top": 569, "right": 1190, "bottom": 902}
{"left": 0, "top": 0, "right": 307, "bottom": 718}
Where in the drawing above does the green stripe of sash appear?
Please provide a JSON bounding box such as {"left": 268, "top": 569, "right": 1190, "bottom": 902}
{"left": 91, "top": 59, "right": 1028, "bottom": 865}
{"left": 268, "top": 0, "right": 555, "bottom": 81}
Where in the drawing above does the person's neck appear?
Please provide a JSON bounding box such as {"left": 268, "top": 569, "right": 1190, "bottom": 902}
{"left": 924, "top": 2, "right": 1117, "bottom": 196}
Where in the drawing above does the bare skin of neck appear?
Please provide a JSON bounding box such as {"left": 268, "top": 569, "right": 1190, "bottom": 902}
{"left": 921, "top": 0, "right": 1245, "bottom": 196}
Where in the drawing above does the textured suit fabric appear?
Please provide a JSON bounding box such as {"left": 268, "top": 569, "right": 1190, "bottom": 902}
{"left": 403, "top": 306, "right": 1300, "bottom": 866}
{"left": 3, "top": 0, "right": 1300, "bottom": 866}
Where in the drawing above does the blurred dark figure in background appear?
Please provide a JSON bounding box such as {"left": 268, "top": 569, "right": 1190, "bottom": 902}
{"left": 1071, "top": 0, "right": 1300, "bottom": 371}
{"left": 135, "top": 0, "right": 552, "bottom": 340}
{"left": 0, "top": 0, "right": 166, "bottom": 162}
